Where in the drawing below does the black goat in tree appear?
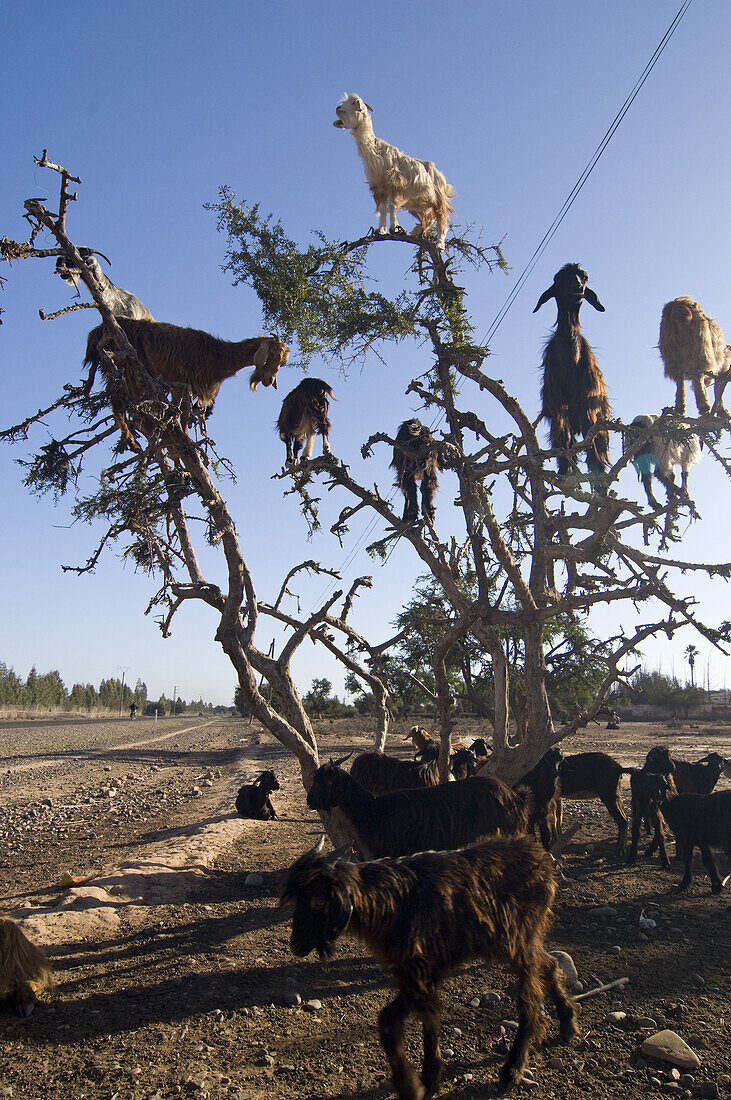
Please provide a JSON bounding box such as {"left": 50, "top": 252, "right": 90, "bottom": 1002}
{"left": 391, "top": 418, "right": 441, "bottom": 523}
{"left": 534, "top": 263, "right": 611, "bottom": 486}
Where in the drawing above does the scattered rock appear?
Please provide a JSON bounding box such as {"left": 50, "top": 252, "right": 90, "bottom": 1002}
{"left": 244, "top": 872, "right": 263, "bottom": 887}
{"left": 640, "top": 1031, "right": 701, "bottom": 1071}
{"left": 304, "top": 999, "right": 322, "bottom": 1013}
{"left": 697, "top": 1083, "right": 719, "bottom": 1099}
{"left": 589, "top": 906, "right": 618, "bottom": 919}
{"left": 282, "top": 992, "right": 301, "bottom": 1007}
{"left": 606, "top": 1011, "right": 627, "bottom": 1024}
{"left": 480, "top": 991, "right": 502, "bottom": 1005}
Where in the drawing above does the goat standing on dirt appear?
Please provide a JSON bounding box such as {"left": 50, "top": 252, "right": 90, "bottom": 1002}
{"left": 391, "top": 419, "right": 441, "bottom": 523}
{"left": 333, "top": 93, "right": 455, "bottom": 250}
{"left": 277, "top": 378, "right": 334, "bottom": 467}
{"left": 281, "top": 835, "right": 578, "bottom": 1097}
{"left": 534, "top": 263, "right": 610, "bottom": 486}
{"left": 646, "top": 775, "right": 731, "bottom": 895}
{"left": 0, "top": 918, "right": 54, "bottom": 1017}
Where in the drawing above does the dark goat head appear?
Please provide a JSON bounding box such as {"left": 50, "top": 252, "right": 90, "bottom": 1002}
{"left": 279, "top": 836, "right": 354, "bottom": 959}
{"left": 533, "top": 263, "right": 605, "bottom": 314}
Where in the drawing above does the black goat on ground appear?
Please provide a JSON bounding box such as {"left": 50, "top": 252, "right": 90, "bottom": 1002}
{"left": 306, "top": 760, "right": 528, "bottom": 859}
{"left": 513, "top": 747, "right": 563, "bottom": 850}
{"left": 277, "top": 378, "right": 334, "bottom": 467}
{"left": 281, "top": 835, "right": 578, "bottom": 1097}
{"left": 626, "top": 746, "right": 676, "bottom": 868}
{"left": 645, "top": 775, "right": 731, "bottom": 895}
{"left": 556, "top": 752, "right": 633, "bottom": 856}
{"left": 391, "top": 418, "right": 441, "bottom": 523}
{"left": 534, "top": 263, "right": 610, "bottom": 486}
{"left": 235, "top": 770, "right": 280, "bottom": 820}
{"left": 671, "top": 751, "right": 728, "bottom": 795}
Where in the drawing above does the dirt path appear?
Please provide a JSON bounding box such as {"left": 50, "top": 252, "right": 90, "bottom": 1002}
{"left": 0, "top": 715, "right": 729, "bottom": 1100}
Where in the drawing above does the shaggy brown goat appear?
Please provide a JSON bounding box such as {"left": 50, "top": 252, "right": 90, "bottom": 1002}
{"left": 646, "top": 775, "right": 731, "bottom": 894}
{"left": 556, "top": 752, "right": 633, "bottom": 856}
{"left": 671, "top": 751, "right": 728, "bottom": 795}
{"left": 350, "top": 747, "right": 477, "bottom": 795}
{"left": 84, "top": 318, "right": 289, "bottom": 451}
{"left": 235, "top": 770, "right": 280, "bottom": 820}
{"left": 513, "top": 747, "right": 563, "bottom": 850}
{"left": 0, "top": 919, "right": 54, "bottom": 1016}
{"left": 306, "top": 760, "right": 528, "bottom": 860}
{"left": 626, "top": 746, "right": 676, "bottom": 868}
{"left": 277, "top": 378, "right": 335, "bottom": 467}
{"left": 534, "top": 263, "right": 610, "bottom": 485}
{"left": 391, "top": 419, "right": 441, "bottom": 523}
{"left": 281, "top": 835, "right": 578, "bottom": 1097}
{"left": 658, "top": 296, "right": 731, "bottom": 416}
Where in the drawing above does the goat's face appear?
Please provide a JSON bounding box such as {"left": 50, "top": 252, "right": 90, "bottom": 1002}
{"left": 258, "top": 770, "right": 281, "bottom": 793}
{"left": 700, "top": 752, "right": 726, "bottom": 774}
{"left": 306, "top": 764, "right": 343, "bottom": 811}
{"left": 280, "top": 840, "right": 354, "bottom": 959}
{"left": 469, "top": 738, "right": 490, "bottom": 759}
{"left": 333, "top": 93, "right": 372, "bottom": 130}
{"left": 450, "top": 747, "right": 478, "bottom": 780}
{"left": 644, "top": 745, "right": 674, "bottom": 774}
{"left": 249, "top": 338, "right": 290, "bottom": 391}
{"left": 644, "top": 771, "right": 672, "bottom": 806}
{"left": 534, "top": 262, "right": 605, "bottom": 314}
{"left": 544, "top": 747, "right": 563, "bottom": 775}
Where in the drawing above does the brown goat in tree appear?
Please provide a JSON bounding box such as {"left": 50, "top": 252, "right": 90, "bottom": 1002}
{"left": 391, "top": 418, "right": 441, "bottom": 523}
{"left": 84, "top": 318, "right": 290, "bottom": 451}
{"left": 0, "top": 919, "right": 54, "bottom": 1016}
{"left": 281, "top": 835, "right": 578, "bottom": 1098}
{"left": 534, "top": 263, "right": 610, "bottom": 486}
{"left": 277, "top": 378, "right": 335, "bottom": 467}
{"left": 658, "top": 296, "right": 731, "bottom": 416}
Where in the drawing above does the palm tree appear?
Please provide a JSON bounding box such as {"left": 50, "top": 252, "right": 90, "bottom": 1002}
{"left": 685, "top": 644, "right": 699, "bottom": 687}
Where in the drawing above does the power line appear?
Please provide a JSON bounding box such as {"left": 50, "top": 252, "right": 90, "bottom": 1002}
{"left": 482, "top": 0, "right": 695, "bottom": 348}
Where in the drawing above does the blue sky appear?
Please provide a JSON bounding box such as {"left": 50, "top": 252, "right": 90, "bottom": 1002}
{"left": 2, "top": 0, "right": 731, "bottom": 705}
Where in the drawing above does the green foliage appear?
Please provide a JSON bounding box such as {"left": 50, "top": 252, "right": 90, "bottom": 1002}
{"left": 19, "top": 439, "right": 75, "bottom": 501}
{"left": 623, "top": 670, "right": 705, "bottom": 715}
{"left": 208, "top": 190, "right": 428, "bottom": 367}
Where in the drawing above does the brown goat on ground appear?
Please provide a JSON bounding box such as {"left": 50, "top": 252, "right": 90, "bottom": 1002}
{"left": 646, "top": 776, "right": 731, "bottom": 895}
{"left": 671, "top": 751, "right": 728, "bottom": 795}
{"left": 513, "top": 747, "right": 563, "bottom": 850}
{"left": 281, "top": 835, "right": 578, "bottom": 1097}
{"left": 391, "top": 419, "right": 441, "bottom": 523}
{"left": 556, "top": 751, "right": 633, "bottom": 856}
{"left": 277, "top": 378, "right": 335, "bottom": 467}
{"left": 658, "top": 296, "right": 731, "bottom": 416}
{"left": 0, "top": 918, "right": 54, "bottom": 1016}
{"left": 534, "top": 263, "right": 610, "bottom": 486}
{"left": 84, "top": 318, "right": 290, "bottom": 451}
{"left": 626, "top": 746, "right": 676, "bottom": 868}
{"left": 306, "top": 760, "right": 528, "bottom": 860}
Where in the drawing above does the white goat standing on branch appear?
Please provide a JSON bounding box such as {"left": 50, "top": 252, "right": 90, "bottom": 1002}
{"left": 333, "top": 93, "right": 455, "bottom": 249}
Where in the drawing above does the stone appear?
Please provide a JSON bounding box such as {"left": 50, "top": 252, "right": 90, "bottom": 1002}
{"left": 589, "top": 906, "right": 618, "bottom": 919}
{"left": 304, "top": 999, "right": 322, "bottom": 1013}
{"left": 244, "top": 873, "right": 263, "bottom": 887}
{"left": 608, "top": 945, "right": 622, "bottom": 956}
{"left": 640, "top": 1031, "right": 701, "bottom": 1071}
{"left": 547, "top": 1056, "right": 565, "bottom": 1070}
{"left": 697, "top": 1083, "right": 719, "bottom": 1100}
{"left": 480, "top": 991, "right": 502, "bottom": 1005}
{"left": 549, "top": 951, "right": 578, "bottom": 988}
{"left": 606, "top": 1011, "right": 627, "bottom": 1024}
{"left": 283, "top": 992, "right": 301, "bottom": 1007}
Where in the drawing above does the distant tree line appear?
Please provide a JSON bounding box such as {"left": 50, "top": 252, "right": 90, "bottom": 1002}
{"left": 0, "top": 661, "right": 224, "bottom": 716}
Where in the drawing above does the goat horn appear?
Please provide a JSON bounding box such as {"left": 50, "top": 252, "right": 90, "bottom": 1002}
{"left": 584, "top": 286, "right": 606, "bottom": 312}
{"left": 324, "top": 842, "right": 355, "bottom": 865}
{"left": 364, "top": 101, "right": 374, "bottom": 112}
{"left": 85, "top": 249, "right": 113, "bottom": 267}
{"left": 533, "top": 285, "right": 556, "bottom": 313}
{"left": 330, "top": 752, "right": 353, "bottom": 767}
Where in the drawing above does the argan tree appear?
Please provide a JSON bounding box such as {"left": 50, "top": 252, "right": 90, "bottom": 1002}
{"left": 3, "top": 153, "right": 731, "bottom": 842}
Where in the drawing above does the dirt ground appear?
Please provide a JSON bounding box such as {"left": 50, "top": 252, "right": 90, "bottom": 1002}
{"left": 0, "top": 714, "right": 729, "bottom": 1100}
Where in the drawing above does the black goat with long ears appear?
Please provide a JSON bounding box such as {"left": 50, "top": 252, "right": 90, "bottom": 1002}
{"left": 391, "top": 418, "right": 441, "bottom": 523}
{"left": 277, "top": 378, "right": 334, "bottom": 467}
{"left": 534, "top": 263, "right": 611, "bottom": 485}
{"left": 281, "top": 835, "right": 578, "bottom": 1097}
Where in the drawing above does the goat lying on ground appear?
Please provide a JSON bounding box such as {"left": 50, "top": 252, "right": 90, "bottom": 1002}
{"left": 334, "top": 93, "right": 456, "bottom": 250}
{"left": 56, "top": 247, "right": 154, "bottom": 320}
{"left": 624, "top": 413, "right": 702, "bottom": 509}
{"left": 235, "top": 770, "right": 280, "bottom": 820}
{"left": 671, "top": 751, "right": 728, "bottom": 795}
{"left": 514, "top": 747, "right": 562, "bottom": 850}
{"left": 0, "top": 919, "right": 54, "bottom": 1016}
{"left": 277, "top": 378, "right": 334, "bottom": 467}
{"left": 659, "top": 296, "right": 731, "bottom": 416}
{"left": 281, "top": 835, "right": 578, "bottom": 1097}
{"left": 646, "top": 775, "right": 731, "bottom": 894}
{"left": 556, "top": 752, "right": 632, "bottom": 856}
{"left": 306, "top": 759, "right": 527, "bottom": 859}
{"left": 391, "top": 419, "right": 442, "bottom": 523}
{"left": 626, "top": 746, "right": 676, "bottom": 868}
{"left": 534, "top": 263, "right": 610, "bottom": 486}
{"left": 85, "top": 318, "right": 289, "bottom": 450}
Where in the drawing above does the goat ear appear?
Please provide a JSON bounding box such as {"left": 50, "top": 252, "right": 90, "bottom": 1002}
{"left": 253, "top": 340, "right": 270, "bottom": 367}
{"left": 584, "top": 287, "right": 606, "bottom": 312}
{"left": 533, "top": 285, "right": 556, "bottom": 313}
{"left": 326, "top": 888, "right": 353, "bottom": 941}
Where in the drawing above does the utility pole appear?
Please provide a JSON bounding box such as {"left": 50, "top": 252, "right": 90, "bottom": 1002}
{"left": 118, "top": 667, "right": 130, "bottom": 718}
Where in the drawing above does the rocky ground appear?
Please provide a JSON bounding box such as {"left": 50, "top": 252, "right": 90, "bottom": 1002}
{"left": 0, "top": 714, "right": 729, "bottom": 1100}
